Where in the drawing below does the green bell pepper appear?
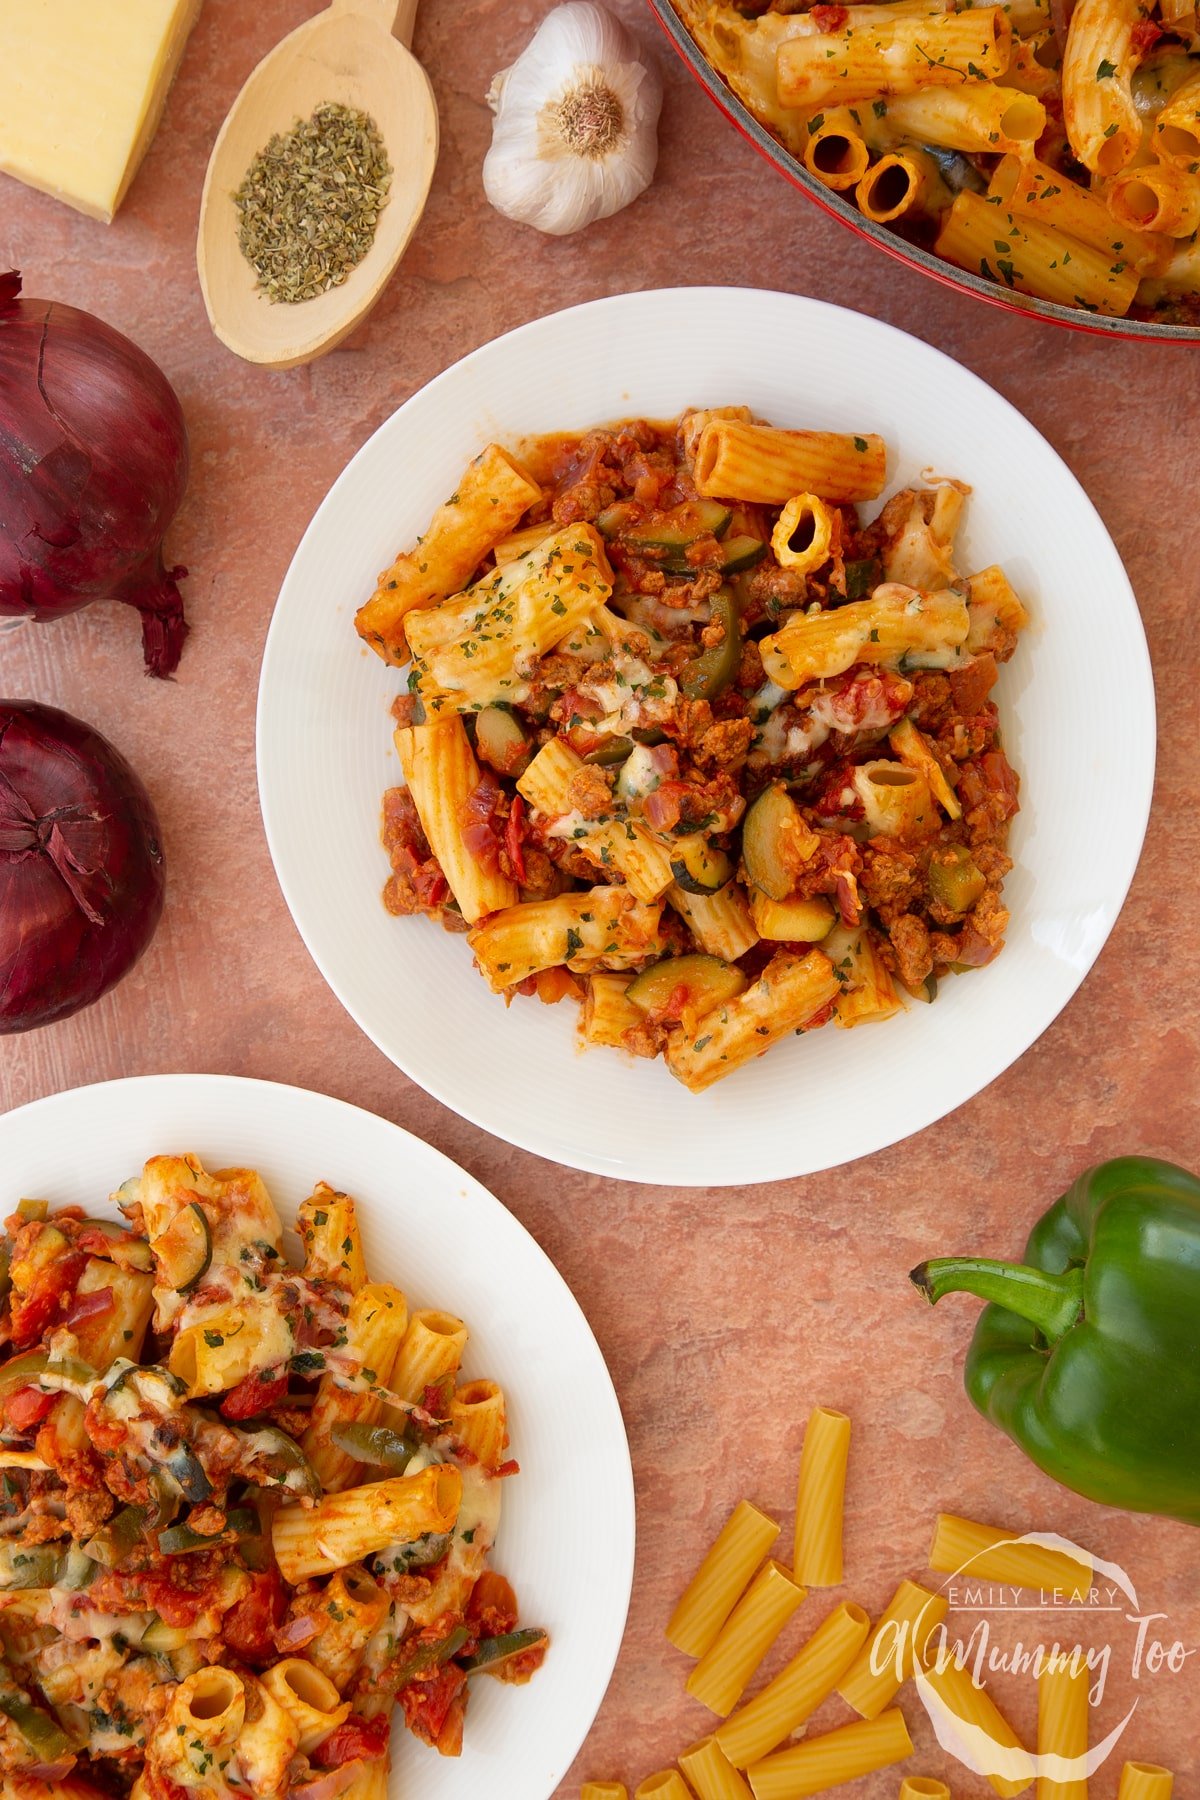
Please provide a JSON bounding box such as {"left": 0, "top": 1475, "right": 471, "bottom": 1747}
{"left": 911, "top": 1157, "right": 1200, "bottom": 1526}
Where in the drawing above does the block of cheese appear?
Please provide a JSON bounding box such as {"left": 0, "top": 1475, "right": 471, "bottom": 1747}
{"left": 0, "top": 0, "right": 203, "bottom": 222}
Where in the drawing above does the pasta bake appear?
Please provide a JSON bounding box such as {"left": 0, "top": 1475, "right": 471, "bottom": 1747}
{"left": 362, "top": 410, "right": 1027, "bottom": 1093}
{"left": 667, "top": 0, "right": 1200, "bottom": 327}
{"left": 0, "top": 1159, "right": 544, "bottom": 1797}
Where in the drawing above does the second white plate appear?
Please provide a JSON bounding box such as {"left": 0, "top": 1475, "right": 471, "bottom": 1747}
{"left": 0, "top": 1075, "right": 634, "bottom": 1800}
{"left": 257, "top": 288, "right": 1155, "bottom": 1185}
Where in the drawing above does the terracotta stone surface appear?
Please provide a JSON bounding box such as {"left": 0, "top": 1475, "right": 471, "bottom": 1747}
{"left": 2, "top": 1, "right": 1199, "bottom": 1794}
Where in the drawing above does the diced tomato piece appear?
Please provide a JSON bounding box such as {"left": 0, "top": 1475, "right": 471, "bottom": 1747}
{"left": 467, "top": 1570, "right": 518, "bottom": 1637}
{"left": 315, "top": 1714, "right": 392, "bottom": 1768}
{"left": 65, "top": 1286, "right": 114, "bottom": 1329}
{"left": 10, "top": 1249, "right": 88, "bottom": 1347}
{"left": 222, "top": 1569, "right": 288, "bottom": 1666}
{"left": 5, "top": 1386, "right": 57, "bottom": 1432}
{"left": 220, "top": 1366, "right": 289, "bottom": 1420}
{"left": 400, "top": 1662, "right": 467, "bottom": 1746}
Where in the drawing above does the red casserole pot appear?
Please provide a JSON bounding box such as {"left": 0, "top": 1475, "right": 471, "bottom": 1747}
{"left": 647, "top": 0, "right": 1199, "bottom": 342}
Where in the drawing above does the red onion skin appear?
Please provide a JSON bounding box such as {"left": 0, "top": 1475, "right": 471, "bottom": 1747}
{"left": 0, "top": 701, "right": 165, "bottom": 1032}
{"left": 0, "top": 270, "right": 190, "bottom": 677}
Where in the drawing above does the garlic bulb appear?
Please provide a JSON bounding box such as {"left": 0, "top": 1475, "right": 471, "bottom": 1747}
{"left": 484, "top": 3, "right": 663, "bottom": 237}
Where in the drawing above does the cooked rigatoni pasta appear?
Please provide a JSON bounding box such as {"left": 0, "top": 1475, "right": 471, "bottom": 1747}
{"left": 760, "top": 585, "right": 970, "bottom": 689}
{"left": 837, "top": 1577, "right": 948, "bottom": 1717}
{"left": 687, "top": 1560, "right": 808, "bottom": 1714}
{"left": 395, "top": 718, "right": 520, "bottom": 923}
{"left": 803, "top": 109, "right": 874, "bottom": 191}
{"left": 695, "top": 420, "right": 887, "bottom": 504}
{"left": 450, "top": 1377, "right": 508, "bottom": 1468}
{"left": 377, "top": 413, "right": 1027, "bottom": 1087}
{"left": 297, "top": 1181, "right": 368, "bottom": 1288}
{"left": 1037, "top": 1653, "right": 1090, "bottom": 1800}
{"left": 389, "top": 1306, "right": 469, "bottom": 1405}
{"left": 776, "top": 10, "right": 1012, "bottom": 110}
{"left": 1060, "top": 0, "right": 1145, "bottom": 174}
{"left": 0, "top": 1154, "right": 548, "bottom": 1789}
{"left": 356, "top": 442, "right": 542, "bottom": 663}
{"left": 746, "top": 1707, "right": 915, "bottom": 1800}
{"left": 668, "top": 0, "right": 1200, "bottom": 324}
{"left": 715, "top": 1601, "right": 872, "bottom": 1768}
{"left": 300, "top": 1280, "right": 409, "bottom": 1491}
{"left": 1108, "top": 161, "right": 1200, "bottom": 236}
{"left": 934, "top": 193, "right": 1140, "bottom": 315}
{"left": 303, "top": 1566, "right": 391, "bottom": 1692}
{"left": 1117, "top": 1764, "right": 1174, "bottom": 1800}
{"left": 928, "top": 1513, "right": 1091, "bottom": 1596}
{"left": 665, "top": 950, "right": 842, "bottom": 1092}
{"left": 918, "top": 1649, "right": 1035, "bottom": 1797}
{"left": 667, "top": 1499, "right": 782, "bottom": 1657}
{"left": 262, "top": 1657, "right": 351, "bottom": 1752}
{"left": 793, "top": 1406, "right": 852, "bottom": 1585}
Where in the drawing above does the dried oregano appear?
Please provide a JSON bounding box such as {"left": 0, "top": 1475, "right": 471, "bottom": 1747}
{"left": 234, "top": 102, "right": 392, "bottom": 304}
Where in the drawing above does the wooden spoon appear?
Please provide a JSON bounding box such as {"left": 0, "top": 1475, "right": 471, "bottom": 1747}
{"left": 197, "top": 0, "right": 437, "bottom": 368}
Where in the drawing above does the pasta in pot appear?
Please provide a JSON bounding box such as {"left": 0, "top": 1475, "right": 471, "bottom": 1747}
{"left": 0, "top": 1160, "right": 546, "bottom": 1794}
{"left": 370, "top": 411, "right": 1028, "bottom": 1091}
{"left": 668, "top": 0, "right": 1200, "bottom": 328}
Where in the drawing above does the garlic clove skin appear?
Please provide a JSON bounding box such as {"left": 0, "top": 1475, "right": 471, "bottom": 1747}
{"left": 483, "top": 2, "right": 663, "bottom": 237}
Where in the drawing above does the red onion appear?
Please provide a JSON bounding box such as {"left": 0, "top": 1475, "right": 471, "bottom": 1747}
{"left": 0, "top": 701, "right": 165, "bottom": 1032}
{"left": 288, "top": 1765, "right": 363, "bottom": 1800}
{"left": 0, "top": 271, "right": 190, "bottom": 677}
{"left": 65, "top": 1286, "right": 115, "bottom": 1328}
{"left": 273, "top": 1612, "right": 322, "bottom": 1651}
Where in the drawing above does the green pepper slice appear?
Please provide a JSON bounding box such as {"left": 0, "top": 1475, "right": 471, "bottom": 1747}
{"left": 681, "top": 587, "right": 741, "bottom": 701}
{"left": 0, "top": 1689, "right": 71, "bottom": 1759}
{"left": 390, "top": 1624, "right": 470, "bottom": 1690}
{"left": 331, "top": 1421, "right": 415, "bottom": 1473}
{"left": 460, "top": 1627, "right": 549, "bottom": 1674}
{"left": 158, "top": 1506, "right": 259, "bottom": 1555}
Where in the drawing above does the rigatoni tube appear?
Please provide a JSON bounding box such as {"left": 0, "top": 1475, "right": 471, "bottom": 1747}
{"left": 272, "top": 1465, "right": 462, "bottom": 1583}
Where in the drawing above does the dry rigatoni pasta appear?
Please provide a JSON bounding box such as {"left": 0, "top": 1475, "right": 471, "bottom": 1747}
{"left": 918, "top": 1648, "right": 1035, "bottom": 1797}
{"left": 682, "top": 1739, "right": 756, "bottom": 1800}
{"left": 745, "top": 1708, "right": 915, "bottom": 1800}
{"left": 668, "top": 1500, "right": 781, "bottom": 1658}
{"left": 928, "top": 1513, "right": 1092, "bottom": 1596}
{"left": 793, "top": 1406, "right": 852, "bottom": 1585}
{"left": 837, "top": 1577, "right": 948, "bottom": 1717}
{"left": 716, "top": 1601, "right": 872, "bottom": 1768}
{"left": 1117, "top": 1766, "right": 1174, "bottom": 1800}
{"left": 1037, "top": 1653, "right": 1090, "bottom": 1800}
{"left": 687, "top": 1560, "right": 808, "bottom": 1715}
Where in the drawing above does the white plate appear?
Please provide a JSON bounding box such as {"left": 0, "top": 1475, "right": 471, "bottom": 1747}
{"left": 257, "top": 287, "right": 1155, "bottom": 1185}
{"left": 0, "top": 1074, "right": 633, "bottom": 1800}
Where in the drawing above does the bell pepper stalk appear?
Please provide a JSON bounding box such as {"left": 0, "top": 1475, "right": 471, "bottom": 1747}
{"left": 911, "top": 1156, "right": 1200, "bottom": 1526}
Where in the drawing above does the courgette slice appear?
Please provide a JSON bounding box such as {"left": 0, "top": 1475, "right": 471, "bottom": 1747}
{"left": 928, "top": 845, "right": 986, "bottom": 914}
{"left": 474, "top": 705, "right": 532, "bottom": 778}
{"left": 750, "top": 891, "right": 836, "bottom": 943}
{"left": 158, "top": 1506, "right": 258, "bottom": 1555}
{"left": 81, "top": 1218, "right": 155, "bottom": 1272}
{"left": 154, "top": 1202, "right": 212, "bottom": 1294}
{"left": 719, "top": 535, "right": 767, "bottom": 575}
{"left": 741, "top": 785, "right": 819, "bottom": 902}
{"left": 670, "top": 836, "right": 734, "bottom": 896}
{"left": 624, "top": 500, "right": 733, "bottom": 554}
{"left": 626, "top": 954, "right": 748, "bottom": 1021}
